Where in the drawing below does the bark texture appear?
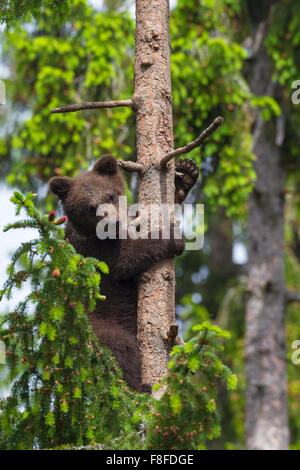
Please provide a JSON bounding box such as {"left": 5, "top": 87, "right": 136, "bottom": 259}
{"left": 134, "top": 0, "right": 175, "bottom": 392}
{"left": 245, "top": 0, "right": 289, "bottom": 450}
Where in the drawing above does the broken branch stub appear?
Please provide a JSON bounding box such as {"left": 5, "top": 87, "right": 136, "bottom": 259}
{"left": 118, "top": 160, "right": 145, "bottom": 174}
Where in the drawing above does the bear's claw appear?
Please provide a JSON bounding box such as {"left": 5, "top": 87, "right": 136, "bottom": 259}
{"left": 175, "top": 158, "right": 199, "bottom": 203}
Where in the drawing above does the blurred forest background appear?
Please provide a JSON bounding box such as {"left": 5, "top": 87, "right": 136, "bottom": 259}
{"left": 0, "top": 0, "right": 299, "bottom": 450}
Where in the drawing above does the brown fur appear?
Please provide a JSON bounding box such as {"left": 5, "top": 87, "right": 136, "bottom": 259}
{"left": 49, "top": 155, "right": 198, "bottom": 391}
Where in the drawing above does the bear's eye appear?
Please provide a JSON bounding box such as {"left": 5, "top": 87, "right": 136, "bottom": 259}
{"left": 87, "top": 205, "right": 96, "bottom": 216}
{"left": 109, "top": 194, "right": 117, "bottom": 204}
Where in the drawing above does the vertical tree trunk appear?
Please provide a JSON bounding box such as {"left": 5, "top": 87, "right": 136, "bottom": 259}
{"left": 245, "top": 0, "right": 289, "bottom": 449}
{"left": 134, "top": 0, "right": 175, "bottom": 393}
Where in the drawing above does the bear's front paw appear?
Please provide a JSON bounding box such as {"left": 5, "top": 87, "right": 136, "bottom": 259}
{"left": 175, "top": 158, "right": 199, "bottom": 203}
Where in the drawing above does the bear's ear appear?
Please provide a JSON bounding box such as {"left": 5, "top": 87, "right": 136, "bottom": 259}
{"left": 49, "top": 176, "right": 73, "bottom": 201}
{"left": 93, "top": 155, "right": 118, "bottom": 175}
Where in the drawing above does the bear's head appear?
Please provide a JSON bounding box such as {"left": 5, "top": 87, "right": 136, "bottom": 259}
{"left": 49, "top": 155, "right": 125, "bottom": 237}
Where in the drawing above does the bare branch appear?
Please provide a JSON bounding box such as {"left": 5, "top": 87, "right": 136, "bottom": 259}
{"left": 50, "top": 99, "right": 133, "bottom": 114}
{"left": 285, "top": 289, "right": 300, "bottom": 304}
{"left": 118, "top": 160, "right": 145, "bottom": 174}
{"left": 160, "top": 116, "right": 224, "bottom": 168}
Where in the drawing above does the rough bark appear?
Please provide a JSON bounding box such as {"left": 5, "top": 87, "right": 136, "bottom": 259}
{"left": 134, "top": 0, "right": 175, "bottom": 394}
{"left": 245, "top": 0, "right": 289, "bottom": 450}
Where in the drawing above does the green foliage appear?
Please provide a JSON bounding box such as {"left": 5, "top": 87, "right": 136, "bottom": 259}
{"left": 0, "top": 192, "right": 145, "bottom": 449}
{"left": 266, "top": 0, "right": 300, "bottom": 86}
{"left": 1, "top": 0, "right": 135, "bottom": 194}
{"left": 145, "top": 322, "right": 237, "bottom": 450}
{"left": 265, "top": 0, "right": 300, "bottom": 183}
{"left": 250, "top": 96, "right": 281, "bottom": 121}
{"left": 171, "top": 0, "right": 255, "bottom": 218}
{"left": 0, "top": 0, "right": 71, "bottom": 26}
{"left": 178, "top": 294, "right": 211, "bottom": 339}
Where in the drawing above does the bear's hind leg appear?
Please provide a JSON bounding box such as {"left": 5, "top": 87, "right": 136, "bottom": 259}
{"left": 87, "top": 314, "right": 141, "bottom": 391}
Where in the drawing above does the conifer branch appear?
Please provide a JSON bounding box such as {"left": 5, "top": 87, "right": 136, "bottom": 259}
{"left": 160, "top": 116, "right": 224, "bottom": 168}
{"left": 50, "top": 99, "right": 133, "bottom": 114}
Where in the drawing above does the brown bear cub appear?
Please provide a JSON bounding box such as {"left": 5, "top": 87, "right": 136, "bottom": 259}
{"left": 49, "top": 155, "right": 199, "bottom": 391}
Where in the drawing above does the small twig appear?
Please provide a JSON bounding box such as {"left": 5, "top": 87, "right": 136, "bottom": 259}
{"left": 285, "top": 289, "right": 300, "bottom": 304}
{"left": 50, "top": 99, "right": 133, "bottom": 114}
{"left": 160, "top": 116, "right": 224, "bottom": 168}
{"left": 118, "top": 160, "right": 145, "bottom": 174}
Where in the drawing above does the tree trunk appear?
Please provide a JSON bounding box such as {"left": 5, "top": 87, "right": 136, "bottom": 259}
{"left": 245, "top": 0, "right": 289, "bottom": 449}
{"left": 134, "top": 0, "right": 175, "bottom": 393}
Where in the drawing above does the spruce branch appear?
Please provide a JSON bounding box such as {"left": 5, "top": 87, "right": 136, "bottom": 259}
{"left": 160, "top": 116, "right": 224, "bottom": 168}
